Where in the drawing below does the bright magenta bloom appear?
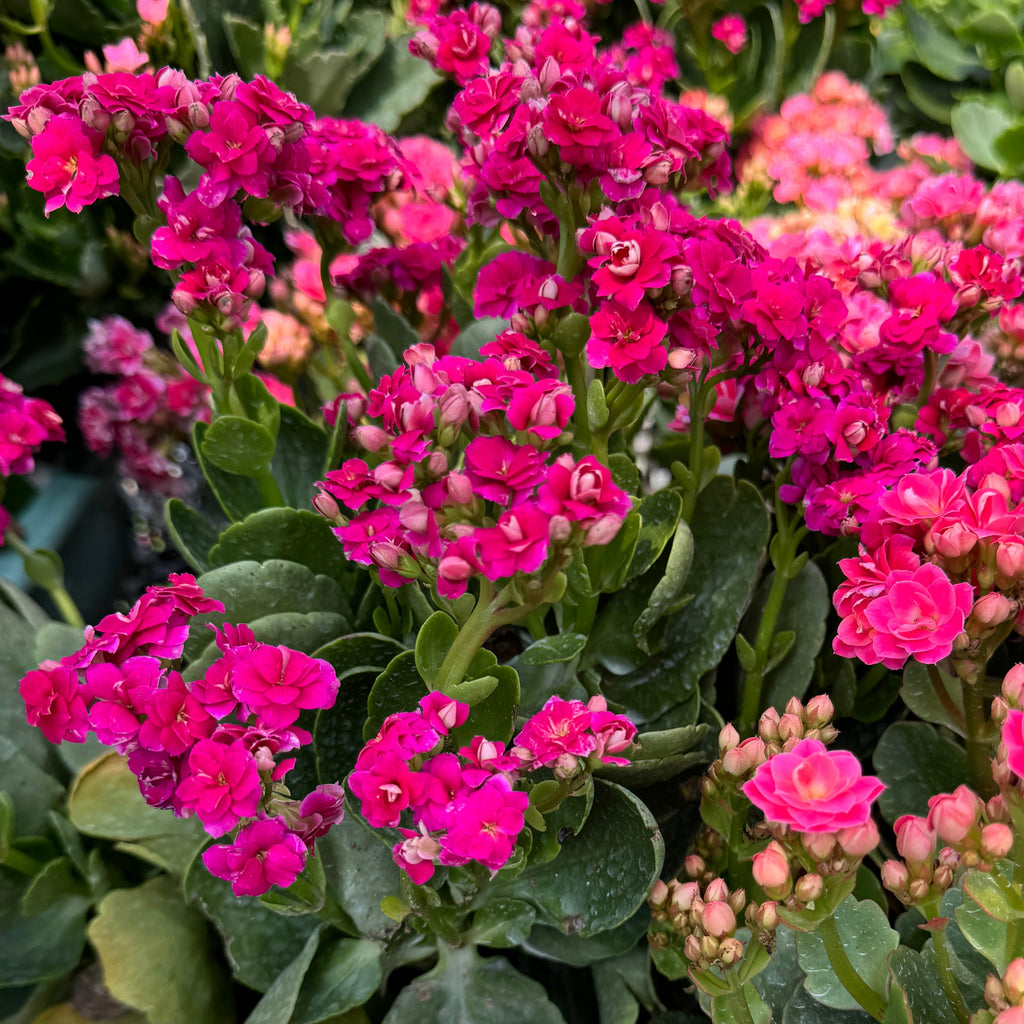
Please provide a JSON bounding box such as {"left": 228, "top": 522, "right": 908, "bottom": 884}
{"left": 176, "top": 738, "right": 262, "bottom": 837}
{"left": 742, "top": 738, "right": 884, "bottom": 832}
{"left": 230, "top": 645, "right": 339, "bottom": 728}
{"left": 1004, "top": 709, "right": 1024, "bottom": 779}
{"left": 26, "top": 114, "right": 118, "bottom": 214}
{"left": 203, "top": 818, "right": 307, "bottom": 897}
{"left": 20, "top": 661, "right": 89, "bottom": 744}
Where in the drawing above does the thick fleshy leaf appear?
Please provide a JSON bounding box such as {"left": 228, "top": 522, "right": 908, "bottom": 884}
{"left": 795, "top": 897, "right": 898, "bottom": 1011}
{"left": 342, "top": 35, "right": 441, "bottom": 131}
{"left": 414, "top": 611, "right": 459, "bottom": 687}
{"left": 364, "top": 650, "right": 425, "bottom": 740}
{"left": 164, "top": 498, "right": 218, "bottom": 573}
{"left": 291, "top": 937, "right": 382, "bottom": 1023}
{"left": 521, "top": 911, "right": 649, "bottom": 967}
{"left": 498, "top": 780, "right": 663, "bottom": 937}
{"left": 270, "top": 405, "right": 329, "bottom": 511}
{"left": 595, "top": 478, "right": 769, "bottom": 727}
{"left": 873, "top": 722, "right": 969, "bottom": 825}
{"left": 88, "top": 877, "right": 234, "bottom": 1024}
{"left": 0, "top": 892, "right": 90, "bottom": 987}
{"left": 185, "top": 857, "right": 320, "bottom": 993}
{"left": 193, "top": 421, "right": 264, "bottom": 522}
{"left": 382, "top": 947, "right": 565, "bottom": 1024}
{"left": 471, "top": 899, "right": 537, "bottom": 949}
{"left": 900, "top": 662, "right": 965, "bottom": 737}
{"left": 201, "top": 415, "right": 276, "bottom": 478}
{"left": 519, "top": 633, "right": 588, "bottom": 666}
{"left": 208, "top": 508, "right": 352, "bottom": 584}
{"left": 628, "top": 490, "right": 684, "bottom": 579}
{"left": 243, "top": 928, "right": 321, "bottom": 1024}
{"left": 886, "top": 947, "right": 959, "bottom": 1024}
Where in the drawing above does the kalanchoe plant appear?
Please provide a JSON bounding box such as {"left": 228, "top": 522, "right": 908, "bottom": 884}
{"left": 10, "top": 0, "right": 1024, "bottom": 1021}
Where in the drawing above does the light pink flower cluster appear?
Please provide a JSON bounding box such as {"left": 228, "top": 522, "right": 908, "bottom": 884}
{"left": 833, "top": 464, "right": 1024, "bottom": 670}
{"left": 350, "top": 692, "right": 635, "bottom": 883}
{"left": 19, "top": 574, "right": 346, "bottom": 897}
{"left": 316, "top": 343, "right": 631, "bottom": 598}
{"left": 78, "top": 315, "right": 210, "bottom": 495}
{"left": 0, "top": 373, "right": 64, "bottom": 543}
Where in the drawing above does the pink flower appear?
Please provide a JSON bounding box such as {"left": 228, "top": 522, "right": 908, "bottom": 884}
{"left": 20, "top": 661, "right": 89, "bottom": 744}
{"left": 137, "top": 671, "right": 215, "bottom": 756}
{"left": 513, "top": 696, "right": 596, "bottom": 768}
{"left": 927, "top": 785, "right": 982, "bottom": 844}
{"left": 230, "top": 645, "right": 339, "bottom": 728}
{"left": 348, "top": 750, "right": 427, "bottom": 828}
{"left": 587, "top": 301, "right": 668, "bottom": 383}
{"left": 537, "top": 454, "right": 631, "bottom": 527}
{"left": 294, "top": 784, "right": 346, "bottom": 845}
{"left": 137, "top": 0, "right": 169, "bottom": 23}
{"left": 203, "top": 817, "right": 307, "bottom": 896}
{"left": 473, "top": 504, "right": 550, "bottom": 579}
{"left": 863, "top": 563, "right": 974, "bottom": 669}
{"left": 1004, "top": 708, "right": 1024, "bottom": 779}
{"left": 742, "top": 737, "right": 885, "bottom": 833}
{"left": 440, "top": 775, "right": 527, "bottom": 870}
{"left": 711, "top": 15, "right": 748, "bottom": 55}
{"left": 464, "top": 436, "right": 547, "bottom": 505}
{"left": 506, "top": 379, "right": 573, "bottom": 441}
{"left": 393, "top": 825, "right": 441, "bottom": 884}
{"left": 26, "top": 114, "right": 119, "bottom": 215}
{"left": 894, "top": 814, "right": 935, "bottom": 862}
{"left": 176, "top": 739, "right": 262, "bottom": 837}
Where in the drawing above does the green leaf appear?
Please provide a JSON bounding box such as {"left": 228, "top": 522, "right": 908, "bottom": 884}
{"left": 222, "top": 13, "right": 264, "bottom": 77}
{"left": 271, "top": 405, "right": 330, "bottom": 510}
{"left": 164, "top": 499, "right": 218, "bottom": 573}
{"left": 313, "top": 634, "right": 407, "bottom": 782}
{"left": 365, "top": 650, "right": 426, "bottom": 740}
{"left": 415, "top": 611, "right": 459, "bottom": 687}
{"left": 592, "top": 948, "right": 657, "bottom": 1024}
{"left": 382, "top": 946, "right": 565, "bottom": 1024}
{"left": 208, "top": 508, "right": 352, "bottom": 584}
{"left": 795, "top": 898, "right": 898, "bottom": 1011}
{"left": 0, "top": 894, "right": 90, "bottom": 987}
{"left": 584, "top": 511, "right": 641, "bottom": 594}
{"left": 886, "top": 946, "right": 959, "bottom": 1024}
{"left": 903, "top": 5, "right": 981, "bottom": 81}
{"left": 21, "top": 548, "right": 65, "bottom": 593}
{"left": 739, "top": 562, "right": 829, "bottom": 710}
{"left": 342, "top": 35, "right": 440, "bottom": 131}
{"left": 193, "top": 421, "right": 264, "bottom": 522}
{"left": 607, "top": 453, "right": 641, "bottom": 499}
{"left": 963, "top": 865, "right": 1024, "bottom": 922}
{"left": 782, "top": 988, "right": 873, "bottom": 1024}
{"left": 596, "top": 478, "right": 769, "bottom": 726}
{"left": 243, "top": 929, "right": 321, "bottom": 1024}
{"left": 318, "top": 814, "right": 402, "bottom": 941}
{"left": 710, "top": 987, "right": 771, "bottom": 1024}
{"left": 753, "top": 927, "right": 803, "bottom": 1021}
{"left": 587, "top": 378, "right": 609, "bottom": 430}
{"left": 201, "top": 415, "right": 277, "bottom": 477}
{"left": 20, "top": 857, "right": 88, "bottom": 915}
{"left": 520, "top": 633, "right": 588, "bottom": 665}
{"left": 941, "top": 883, "right": 1001, "bottom": 999}
{"left": 873, "top": 722, "right": 970, "bottom": 825}
{"left": 184, "top": 559, "right": 350, "bottom": 663}
{"left": 628, "top": 490, "right": 683, "bottom": 579}
{"left": 955, "top": 888, "right": 1011, "bottom": 974}
{"left": 371, "top": 299, "right": 420, "bottom": 359}
{"left": 291, "top": 937, "right": 382, "bottom": 1023}
{"left": 471, "top": 899, "right": 537, "bottom": 949}
{"left": 521, "top": 910, "right": 649, "bottom": 967}
{"left": 88, "top": 877, "right": 234, "bottom": 1024}
{"left": 900, "top": 662, "right": 964, "bottom": 736}
{"left": 596, "top": 724, "right": 711, "bottom": 787}
{"left": 951, "top": 97, "right": 1016, "bottom": 171}
{"left": 632, "top": 518, "right": 694, "bottom": 652}
{"left": 449, "top": 318, "right": 510, "bottom": 359}
{"left": 185, "top": 858, "right": 319, "bottom": 993}
{"left": 498, "top": 780, "right": 663, "bottom": 937}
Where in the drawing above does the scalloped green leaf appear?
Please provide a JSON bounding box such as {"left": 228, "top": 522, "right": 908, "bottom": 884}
{"left": 498, "top": 780, "right": 663, "bottom": 937}
{"left": 0, "top": 893, "right": 91, "bottom": 987}
{"left": 291, "top": 937, "right": 382, "bottom": 1023}
{"left": 164, "top": 498, "right": 218, "bottom": 573}
{"left": 520, "top": 633, "right": 588, "bottom": 666}
{"left": 193, "top": 421, "right": 264, "bottom": 522}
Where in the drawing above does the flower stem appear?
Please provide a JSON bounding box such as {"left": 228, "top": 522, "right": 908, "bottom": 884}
{"left": 931, "top": 926, "right": 970, "bottom": 1024}
{"left": 963, "top": 676, "right": 996, "bottom": 799}
{"left": 434, "top": 580, "right": 516, "bottom": 691}
{"left": 818, "top": 913, "right": 887, "bottom": 1022}
{"left": 4, "top": 531, "right": 84, "bottom": 628}
{"left": 724, "top": 986, "right": 758, "bottom": 1024}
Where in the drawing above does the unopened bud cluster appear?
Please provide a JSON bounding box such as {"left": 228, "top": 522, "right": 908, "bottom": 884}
{"left": 647, "top": 877, "right": 773, "bottom": 971}
{"left": 975, "top": 958, "right": 1024, "bottom": 1024}
{"left": 882, "top": 785, "right": 1013, "bottom": 906}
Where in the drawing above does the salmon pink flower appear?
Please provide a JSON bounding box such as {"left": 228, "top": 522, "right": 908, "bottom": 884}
{"left": 742, "top": 737, "right": 884, "bottom": 832}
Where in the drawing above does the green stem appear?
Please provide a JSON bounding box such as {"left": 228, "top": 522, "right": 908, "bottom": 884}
{"left": 680, "top": 377, "right": 707, "bottom": 522}
{"left": 963, "top": 677, "right": 996, "bottom": 798}
{"left": 724, "top": 986, "right": 757, "bottom": 1024}
{"left": 566, "top": 355, "right": 591, "bottom": 452}
{"left": 4, "top": 531, "right": 85, "bottom": 628}
{"left": 926, "top": 665, "right": 966, "bottom": 731}
{"left": 916, "top": 349, "right": 939, "bottom": 410}
{"left": 818, "top": 914, "right": 887, "bottom": 1022}
{"left": 573, "top": 593, "right": 599, "bottom": 637}
{"left": 434, "top": 580, "right": 510, "bottom": 690}
{"left": 2, "top": 845, "right": 44, "bottom": 876}
{"left": 931, "top": 927, "right": 970, "bottom": 1024}
{"left": 738, "top": 564, "right": 791, "bottom": 732}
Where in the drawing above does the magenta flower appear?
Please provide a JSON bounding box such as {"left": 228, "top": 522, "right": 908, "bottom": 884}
{"left": 176, "top": 738, "right": 262, "bottom": 837}
{"left": 348, "top": 750, "right": 428, "bottom": 828}
{"left": 742, "top": 738, "right": 885, "bottom": 832}
{"left": 203, "top": 817, "right": 307, "bottom": 897}
{"left": 20, "top": 661, "right": 89, "bottom": 744}
{"left": 474, "top": 504, "right": 550, "bottom": 579}
{"left": 587, "top": 300, "right": 668, "bottom": 383}
{"left": 506, "top": 380, "right": 574, "bottom": 442}
{"left": 230, "top": 645, "right": 339, "bottom": 728}
{"left": 538, "top": 454, "right": 632, "bottom": 527}
{"left": 26, "top": 114, "right": 119, "bottom": 215}
{"left": 711, "top": 15, "right": 748, "bottom": 55}
{"left": 513, "top": 696, "right": 596, "bottom": 768}
{"left": 464, "top": 436, "right": 547, "bottom": 505}
{"left": 440, "top": 776, "right": 527, "bottom": 870}
{"left": 1003, "top": 709, "right": 1024, "bottom": 780}
{"left": 136, "top": 672, "right": 215, "bottom": 756}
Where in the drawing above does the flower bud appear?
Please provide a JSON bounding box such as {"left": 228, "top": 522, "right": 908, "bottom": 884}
{"left": 986, "top": 972, "right": 1009, "bottom": 1010}
{"left": 933, "top": 865, "right": 954, "bottom": 891}
{"left": 312, "top": 490, "right": 343, "bottom": 525}
{"left": 684, "top": 855, "right": 705, "bottom": 879}
{"left": 969, "top": 592, "right": 1014, "bottom": 631}
{"left": 701, "top": 900, "right": 737, "bottom": 938}
{"left": 1004, "top": 665, "right": 1024, "bottom": 706}
{"left": 757, "top": 900, "right": 779, "bottom": 930}
{"left": 649, "top": 879, "right": 669, "bottom": 910}
{"left": 928, "top": 786, "right": 983, "bottom": 845}
{"left": 988, "top": 796, "right": 1009, "bottom": 822}
{"left": 995, "top": 1007, "right": 1024, "bottom": 1024}
{"left": 719, "top": 937, "right": 744, "bottom": 965}
{"left": 670, "top": 881, "right": 700, "bottom": 914}
{"left": 722, "top": 736, "right": 765, "bottom": 777}
{"left": 1004, "top": 958, "right": 1024, "bottom": 1005}
{"left": 704, "top": 878, "right": 729, "bottom": 904}
{"left": 981, "top": 823, "right": 1014, "bottom": 862}
{"left": 752, "top": 841, "right": 792, "bottom": 898}
{"left": 683, "top": 934, "right": 702, "bottom": 962}
{"left": 758, "top": 707, "right": 780, "bottom": 744}
{"left": 778, "top": 712, "right": 803, "bottom": 743}
{"left": 804, "top": 695, "right": 834, "bottom": 728}
{"left": 802, "top": 831, "right": 837, "bottom": 861}
{"left": 895, "top": 815, "right": 935, "bottom": 863}
{"left": 718, "top": 723, "right": 740, "bottom": 755}
{"left": 881, "top": 860, "right": 909, "bottom": 893}
{"left": 700, "top": 934, "right": 720, "bottom": 962}
{"left": 838, "top": 819, "right": 880, "bottom": 859}
{"left": 908, "top": 878, "right": 931, "bottom": 901}
{"left": 794, "top": 873, "right": 823, "bottom": 904}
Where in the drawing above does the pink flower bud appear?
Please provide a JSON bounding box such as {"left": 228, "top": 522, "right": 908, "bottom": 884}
{"left": 312, "top": 490, "right": 342, "bottom": 523}
{"left": 649, "top": 879, "right": 669, "bottom": 909}
{"left": 684, "top": 855, "right": 705, "bottom": 879}
{"left": 718, "top": 723, "right": 740, "bottom": 755}
{"left": 757, "top": 900, "right": 779, "bottom": 930}
{"left": 1004, "top": 665, "right": 1024, "bottom": 706}
{"left": 758, "top": 707, "right": 780, "bottom": 743}
{"left": 584, "top": 515, "right": 624, "bottom": 548}
{"left": 895, "top": 815, "right": 935, "bottom": 863}
{"left": 701, "top": 900, "right": 737, "bottom": 938}
{"left": 778, "top": 713, "right": 803, "bottom": 743}
{"left": 794, "top": 873, "right": 823, "bottom": 903}
{"left": 802, "top": 831, "right": 836, "bottom": 861}
{"left": 881, "top": 859, "right": 909, "bottom": 892}
{"left": 719, "top": 937, "right": 744, "bottom": 965}
{"left": 837, "top": 819, "right": 880, "bottom": 859}
{"left": 969, "top": 592, "right": 1014, "bottom": 630}
{"left": 1004, "top": 958, "right": 1024, "bottom": 1005}
{"left": 683, "top": 934, "right": 702, "bottom": 963}
{"left": 804, "top": 695, "right": 834, "bottom": 728}
{"left": 704, "top": 878, "right": 729, "bottom": 903}
{"left": 928, "top": 786, "right": 983, "bottom": 845}
{"left": 671, "top": 881, "right": 700, "bottom": 914}
{"left": 981, "top": 823, "right": 1014, "bottom": 862}
{"left": 996, "top": 1008, "right": 1024, "bottom": 1024}
{"left": 752, "top": 841, "right": 792, "bottom": 897}
{"left": 722, "top": 736, "right": 765, "bottom": 777}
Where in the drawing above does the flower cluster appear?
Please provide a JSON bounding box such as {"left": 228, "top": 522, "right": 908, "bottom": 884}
{"left": 18, "top": 573, "right": 345, "bottom": 897}
{"left": 0, "top": 373, "right": 65, "bottom": 544}
{"left": 833, "top": 465, "right": 1024, "bottom": 673}
{"left": 980, "top": 959, "right": 1024, "bottom": 1024}
{"left": 350, "top": 692, "right": 635, "bottom": 883}
{"left": 316, "top": 342, "right": 631, "bottom": 598}
{"left": 6, "top": 69, "right": 405, "bottom": 327}
{"left": 78, "top": 315, "right": 211, "bottom": 494}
